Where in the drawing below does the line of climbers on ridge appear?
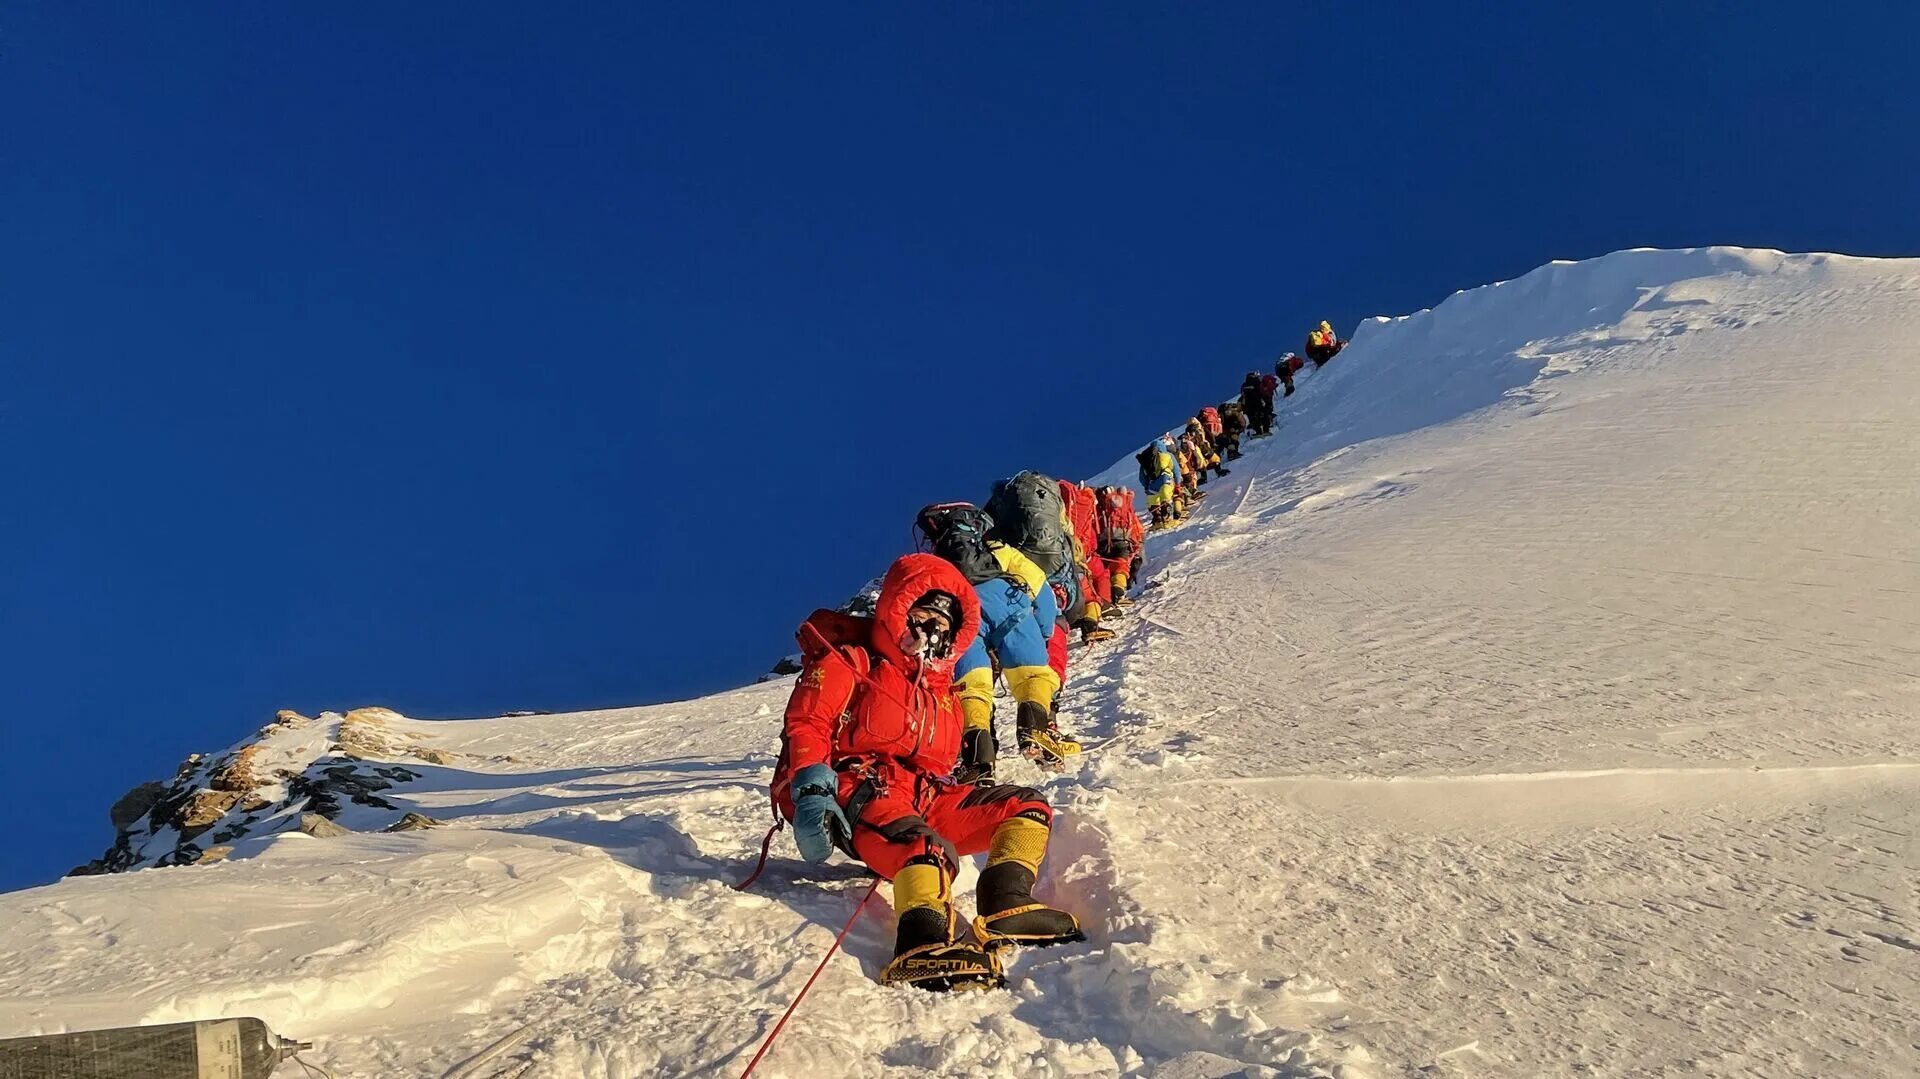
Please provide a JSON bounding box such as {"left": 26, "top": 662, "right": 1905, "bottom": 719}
{"left": 1138, "top": 320, "right": 1347, "bottom": 529}
{"left": 755, "top": 322, "right": 1345, "bottom": 994}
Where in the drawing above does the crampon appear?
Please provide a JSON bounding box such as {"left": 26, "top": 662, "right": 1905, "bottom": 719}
{"left": 1017, "top": 726, "right": 1082, "bottom": 770}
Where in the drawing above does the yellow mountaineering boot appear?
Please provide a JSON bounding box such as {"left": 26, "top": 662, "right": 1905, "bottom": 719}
{"left": 972, "top": 815, "right": 1084, "bottom": 950}
{"left": 880, "top": 862, "right": 1004, "bottom": 992}
{"left": 1014, "top": 700, "right": 1081, "bottom": 767}
{"left": 1079, "top": 602, "right": 1117, "bottom": 642}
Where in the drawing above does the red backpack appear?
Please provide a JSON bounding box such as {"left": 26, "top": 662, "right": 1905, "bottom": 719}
{"left": 1200, "top": 406, "right": 1222, "bottom": 436}
{"left": 1094, "top": 491, "right": 1136, "bottom": 559}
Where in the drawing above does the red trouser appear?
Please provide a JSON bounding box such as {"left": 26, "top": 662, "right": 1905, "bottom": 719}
{"left": 1047, "top": 622, "right": 1069, "bottom": 684}
{"left": 1085, "top": 554, "right": 1112, "bottom": 607}
{"left": 852, "top": 782, "right": 1050, "bottom": 879}
{"left": 1098, "top": 554, "right": 1131, "bottom": 588}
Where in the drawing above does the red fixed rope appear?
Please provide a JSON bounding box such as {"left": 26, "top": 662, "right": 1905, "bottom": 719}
{"left": 738, "top": 879, "right": 880, "bottom": 1079}
{"left": 733, "top": 819, "right": 782, "bottom": 891}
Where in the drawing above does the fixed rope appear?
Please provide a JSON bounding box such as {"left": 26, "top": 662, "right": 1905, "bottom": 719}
{"left": 733, "top": 815, "right": 784, "bottom": 891}
{"left": 737, "top": 879, "right": 880, "bottom": 1079}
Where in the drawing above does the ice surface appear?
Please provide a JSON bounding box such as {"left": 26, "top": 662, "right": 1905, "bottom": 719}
{"left": 4, "top": 247, "right": 1918, "bottom": 1077}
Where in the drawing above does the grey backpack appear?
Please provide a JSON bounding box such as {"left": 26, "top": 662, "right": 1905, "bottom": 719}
{"left": 985, "top": 471, "right": 1072, "bottom": 577}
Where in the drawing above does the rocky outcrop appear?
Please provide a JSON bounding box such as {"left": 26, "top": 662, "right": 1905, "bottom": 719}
{"left": 757, "top": 654, "right": 804, "bottom": 683}
{"left": 296, "top": 813, "right": 350, "bottom": 839}
{"left": 210, "top": 743, "right": 270, "bottom": 792}
{"left": 109, "top": 781, "right": 165, "bottom": 832}
{"left": 284, "top": 761, "right": 421, "bottom": 817}
{"left": 759, "top": 577, "right": 883, "bottom": 681}
{"left": 76, "top": 706, "right": 459, "bottom": 876}
{"left": 839, "top": 576, "right": 884, "bottom": 618}
{"left": 176, "top": 789, "right": 242, "bottom": 839}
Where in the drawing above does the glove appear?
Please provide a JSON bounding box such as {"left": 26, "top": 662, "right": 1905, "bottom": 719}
{"left": 877, "top": 815, "right": 959, "bottom": 870}
{"left": 790, "top": 764, "right": 848, "bottom": 863}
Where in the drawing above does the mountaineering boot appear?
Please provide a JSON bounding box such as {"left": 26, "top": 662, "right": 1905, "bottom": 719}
{"left": 973, "top": 822, "right": 1084, "bottom": 949}
{"left": 952, "top": 726, "right": 997, "bottom": 785}
{"left": 1078, "top": 618, "right": 1115, "bottom": 644}
{"left": 1015, "top": 700, "right": 1081, "bottom": 766}
{"left": 881, "top": 862, "right": 1004, "bottom": 991}
{"left": 1216, "top": 466, "right": 1231, "bottom": 478}
{"left": 1196, "top": 472, "right": 1208, "bottom": 486}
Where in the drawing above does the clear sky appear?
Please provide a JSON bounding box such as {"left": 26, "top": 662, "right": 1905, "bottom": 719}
{"left": 4, "top": 3, "right": 1918, "bottom": 891}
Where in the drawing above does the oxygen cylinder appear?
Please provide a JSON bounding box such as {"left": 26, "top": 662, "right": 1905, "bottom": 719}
{"left": 0, "top": 1016, "right": 309, "bottom": 1079}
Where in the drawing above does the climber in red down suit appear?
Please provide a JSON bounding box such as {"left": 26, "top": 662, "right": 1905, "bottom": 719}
{"left": 773, "top": 553, "right": 1084, "bottom": 990}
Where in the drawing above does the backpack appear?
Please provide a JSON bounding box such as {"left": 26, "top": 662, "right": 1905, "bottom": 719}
{"left": 984, "top": 471, "right": 1073, "bottom": 577}
{"left": 1094, "top": 489, "right": 1135, "bottom": 558}
{"left": 1200, "top": 407, "right": 1222, "bottom": 436}
{"left": 1136, "top": 446, "right": 1157, "bottom": 487}
{"left": 914, "top": 502, "right": 1006, "bottom": 586}
{"left": 766, "top": 607, "right": 875, "bottom": 824}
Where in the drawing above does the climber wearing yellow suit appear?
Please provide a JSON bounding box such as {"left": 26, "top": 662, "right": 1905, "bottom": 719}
{"left": 1305, "top": 320, "right": 1343, "bottom": 366}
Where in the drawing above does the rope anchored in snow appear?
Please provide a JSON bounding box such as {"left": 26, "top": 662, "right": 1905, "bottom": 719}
{"left": 737, "top": 878, "right": 880, "bottom": 1079}
{"left": 733, "top": 814, "right": 784, "bottom": 891}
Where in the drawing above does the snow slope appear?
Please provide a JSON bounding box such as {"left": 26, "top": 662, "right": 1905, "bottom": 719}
{"left": 5, "top": 247, "right": 1918, "bottom": 1078}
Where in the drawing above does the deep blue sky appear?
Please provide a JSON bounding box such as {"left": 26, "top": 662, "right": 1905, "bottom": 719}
{"left": 5, "top": 3, "right": 1918, "bottom": 891}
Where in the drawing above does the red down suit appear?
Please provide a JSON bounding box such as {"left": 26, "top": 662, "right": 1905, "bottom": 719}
{"left": 775, "top": 553, "right": 1052, "bottom": 879}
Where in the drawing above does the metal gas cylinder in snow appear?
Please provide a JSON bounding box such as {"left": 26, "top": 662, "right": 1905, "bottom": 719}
{"left": 0, "top": 1017, "right": 310, "bottom": 1079}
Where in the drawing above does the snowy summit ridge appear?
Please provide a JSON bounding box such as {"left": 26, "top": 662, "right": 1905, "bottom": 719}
{"left": 7, "top": 246, "right": 1920, "bottom": 1077}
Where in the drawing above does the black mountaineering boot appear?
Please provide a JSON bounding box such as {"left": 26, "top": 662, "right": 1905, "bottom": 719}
{"left": 1015, "top": 700, "right": 1080, "bottom": 767}
{"left": 952, "top": 727, "right": 997, "bottom": 785}
{"left": 974, "top": 859, "right": 1084, "bottom": 948}
{"left": 880, "top": 865, "right": 1004, "bottom": 992}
